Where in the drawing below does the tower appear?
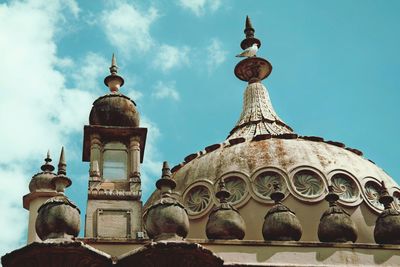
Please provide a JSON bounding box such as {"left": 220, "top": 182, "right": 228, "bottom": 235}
{"left": 82, "top": 55, "right": 147, "bottom": 238}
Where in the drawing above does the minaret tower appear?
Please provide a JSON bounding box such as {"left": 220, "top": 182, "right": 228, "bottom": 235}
{"left": 229, "top": 16, "right": 293, "bottom": 139}
{"left": 82, "top": 54, "right": 147, "bottom": 238}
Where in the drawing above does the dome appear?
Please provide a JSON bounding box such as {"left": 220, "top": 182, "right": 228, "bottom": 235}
{"left": 29, "top": 152, "right": 56, "bottom": 193}
{"left": 89, "top": 93, "right": 139, "bottom": 127}
{"left": 145, "top": 81, "right": 400, "bottom": 243}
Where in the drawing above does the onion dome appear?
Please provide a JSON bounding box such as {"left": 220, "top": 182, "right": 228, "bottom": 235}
{"left": 29, "top": 150, "right": 56, "bottom": 192}
{"left": 206, "top": 179, "right": 246, "bottom": 240}
{"left": 262, "top": 184, "right": 302, "bottom": 241}
{"left": 89, "top": 54, "right": 139, "bottom": 127}
{"left": 374, "top": 181, "right": 400, "bottom": 244}
{"left": 144, "top": 16, "right": 400, "bottom": 243}
{"left": 35, "top": 148, "right": 79, "bottom": 241}
{"left": 318, "top": 185, "right": 358, "bottom": 243}
{"left": 144, "top": 161, "right": 189, "bottom": 241}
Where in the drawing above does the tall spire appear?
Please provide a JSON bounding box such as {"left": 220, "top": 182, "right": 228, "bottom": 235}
{"left": 58, "top": 146, "right": 66, "bottom": 176}
{"left": 229, "top": 16, "right": 293, "bottom": 139}
{"left": 104, "top": 53, "right": 125, "bottom": 93}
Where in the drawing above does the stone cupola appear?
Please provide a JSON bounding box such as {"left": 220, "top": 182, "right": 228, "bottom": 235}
{"left": 318, "top": 185, "right": 358, "bottom": 243}
{"left": 83, "top": 54, "right": 147, "bottom": 239}
{"left": 206, "top": 179, "right": 246, "bottom": 240}
{"left": 144, "top": 161, "right": 189, "bottom": 241}
{"left": 262, "top": 184, "right": 302, "bottom": 241}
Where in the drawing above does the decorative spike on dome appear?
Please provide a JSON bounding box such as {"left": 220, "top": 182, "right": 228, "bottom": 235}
{"left": 270, "top": 183, "right": 285, "bottom": 203}
{"left": 374, "top": 181, "right": 400, "bottom": 244}
{"left": 54, "top": 147, "right": 71, "bottom": 193}
{"left": 104, "top": 53, "right": 125, "bottom": 92}
{"left": 318, "top": 185, "right": 358, "bottom": 243}
{"left": 40, "top": 150, "right": 55, "bottom": 172}
{"left": 156, "top": 161, "right": 176, "bottom": 197}
{"left": 215, "top": 179, "right": 231, "bottom": 203}
{"left": 230, "top": 16, "right": 294, "bottom": 139}
{"left": 57, "top": 146, "right": 66, "bottom": 176}
{"left": 244, "top": 15, "right": 255, "bottom": 38}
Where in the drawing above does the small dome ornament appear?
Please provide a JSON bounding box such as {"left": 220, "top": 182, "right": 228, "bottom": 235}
{"left": 28, "top": 150, "right": 57, "bottom": 192}
{"left": 374, "top": 181, "right": 400, "bottom": 244}
{"left": 262, "top": 183, "right": 302, "bottom": 241}
{"left": 144, "top": 161, "right": 189, "bottom": 241}
{"left": 89, "top": 53, "right": 139, "bottom": 127}
{"left": 318, "top": 185, "right": 358, "bottom": 243}
{"left": 35, "top": 147, "right": 80, "bottom": 241}
{"left": 206, "top": 179, "right": 246, "bottom": 240}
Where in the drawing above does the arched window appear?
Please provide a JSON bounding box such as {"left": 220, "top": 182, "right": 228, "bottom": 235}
{"left": 102, "top": 142, "right": 127, "bottom": 180}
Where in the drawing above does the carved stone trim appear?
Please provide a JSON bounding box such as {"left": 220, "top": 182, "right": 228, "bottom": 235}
{"left": 362, "top": 179, "right": 384, "bottom": 213}
{"left": 327, "top": 170, "right": 362, "bottom": 207}
{"left": 183, "top": 181, "right": 213, "bottom": 219}
{"left": 250, "top": 167, "right": 289, "bottom": 204}
{"left": 217, "top": 172, "right": 250, "bottom": 208}
{"left": 288, "top": 166, "right": 327, "bottom": 203}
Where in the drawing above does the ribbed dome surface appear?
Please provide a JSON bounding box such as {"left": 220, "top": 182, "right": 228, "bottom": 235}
{"left": 145, "top": 136, "right": 400, "bottom": 242}
{"left": 89, "top": 93, "right": 139, "bottom": 127}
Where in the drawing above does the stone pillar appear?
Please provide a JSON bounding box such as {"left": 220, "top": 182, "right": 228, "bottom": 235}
{"left": 90, "top": 134, "right": 102, "bottom": 179}
{"left": 129, "top": 136, "right": 141, "bottom": 194}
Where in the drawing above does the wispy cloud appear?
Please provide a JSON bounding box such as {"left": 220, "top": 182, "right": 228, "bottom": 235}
{"left": 100, "top": 3, "right": 159, "bottom": 56}
{"left": 152, "top": 81, "right": 180, "bottom": 101}
{"left": 152, "top": 44, "right": 190, "bottom": 72}
{"left": 177, "top": 0, "right": 221, "bottom": 16}
{"left": 206, "top": 38, "right": 228, "bottom": 71}
{"left": 0, "top": 0, "right": 97, "bottom": 255}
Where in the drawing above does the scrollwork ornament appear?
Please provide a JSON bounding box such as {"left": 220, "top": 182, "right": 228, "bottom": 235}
{"left": 185, "top": 186, "right": 211, "bottom": 214}
{"left": 364, "top": 182, "right": 384, "bottom": 210}
{"left": 224, "top": 177, "right": 246, "bottom": 204}
{"left": 293, "top": 171, "right": 324, "bottom": 197}
{"left": 331, "top": 174, "right": 359, "bottom": 202}
{"left": 253, "top": 172, "right": 287, "bottom": 199}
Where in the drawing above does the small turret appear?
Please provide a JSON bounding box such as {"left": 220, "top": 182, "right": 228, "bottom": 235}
{"left": 144, "top": 161, "right": 189, "bottom": 241}
{"left": 374, "top": 181, "right": 400, "bottom": 244}
{"left": 318, "top": 185, "right": 358, "bottom": 243}
{"left": 206, "top": 179, "right": 246, "bottom": 240}
{"left": 262, "top": 183, "right": 302, "bottom": 241}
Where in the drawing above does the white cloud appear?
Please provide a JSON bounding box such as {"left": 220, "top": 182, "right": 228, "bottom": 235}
{"left": 152, "top": 81, "right": 180, "bottom": 101}
{"left": 177, "top": 0, "right": 221, "bottom": 16}
{"left": 152, "top": 44, "right": 190, "bottom": 72}
{"left": 206, "top": 38, "right": 228, "bottom": 71}
{"left": 100, "top": 3, "right": 158, "bottom": 56}
{"left": 127, "top": 90, "right": 144, "bottom": 101}
{"left": 0, "top": 0, "right": 100, "bottom": 255}
{"left": 71, "top": 52, "right": 108, "bottom": 93}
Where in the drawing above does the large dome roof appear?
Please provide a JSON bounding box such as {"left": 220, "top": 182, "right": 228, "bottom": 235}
{"left": 145, "top": 80, "right": 400, "bottom": 243}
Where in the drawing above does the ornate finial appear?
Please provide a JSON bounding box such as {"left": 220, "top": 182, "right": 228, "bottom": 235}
{"left": 155, "top": 161, "right": 176, "bottom": 197}
{"left": 206, "top": 179, "right": 246, "bottom": 240}
{"left": 270, "top": 183, "right": 285, "bottom": 203}
{"left": 40, "top": 150, "right": 55, "bottom": 172}
{"left": 104, "top": 53, "right": 125, "bottom": 93}
{"left": 244, "top": 15, "right": 255, "bottom": 38}
{"left": 374, "top": 181, "right": 400, "bottom": 244}
{"left": 325, "top": 185, "right": 340, "bottom": 206}
{"left": 54, "top": 147, "right": 71, "bottom": 193}
{"left": 235, "top": 16, "right": 271, "bottom": 84}
{"left": 318, "top": 184, "right": 358, "bottom": 243}
{"left": 215, "top": 179, "right": 231, "bottom": 204}
{"left": 263, "top": 182, "right": 302, "bottom": 241}
{"left": 57, "top": 146, "right": 66, "bottom": 176}
{"left": 144, "top": 161, "right": 189, "bottom": 241}
{"left": 379, "top": 181, "right": 394, "bottom": 209}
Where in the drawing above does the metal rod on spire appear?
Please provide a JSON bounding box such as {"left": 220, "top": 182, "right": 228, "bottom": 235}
{"left": 104, "top": 53, "right": 125, "bottom": 92}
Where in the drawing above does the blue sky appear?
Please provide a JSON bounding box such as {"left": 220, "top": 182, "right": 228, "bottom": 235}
{"left": 0, "top": 0, "right": 399, "bottom": 255}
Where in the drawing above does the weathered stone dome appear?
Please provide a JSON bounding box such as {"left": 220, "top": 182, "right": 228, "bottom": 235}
{"left": 145, "top": 82, "right": 400, "bottom": 243}
{"left": 89, "top": 93, "right": 139, "bottom": 127}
